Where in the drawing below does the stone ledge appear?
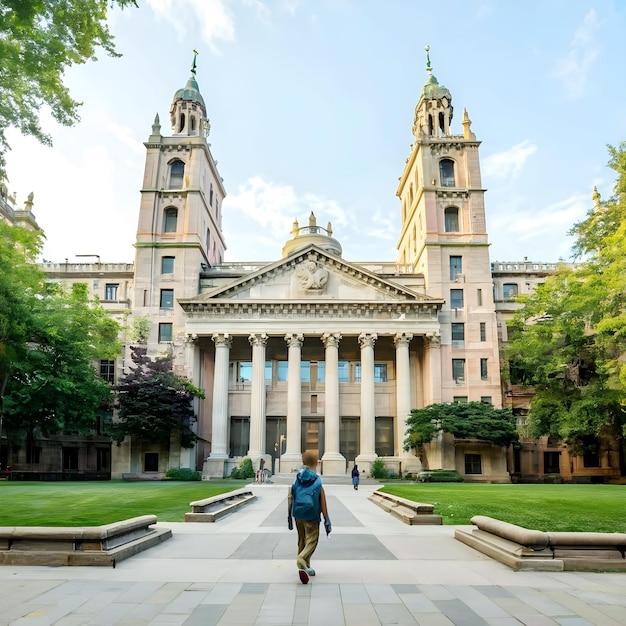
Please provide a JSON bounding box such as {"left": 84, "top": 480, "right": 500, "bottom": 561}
{"left": 455, "top": 515, "right": 626, "bottom": 571}
{"left": 185, "top": 488, "right": 256, "bottom": 522}
{"left": 368, "top": 490, "right": 442, "bottom": 525}
{"left": 0, "top": 515, "right": 172, "bottom": 567}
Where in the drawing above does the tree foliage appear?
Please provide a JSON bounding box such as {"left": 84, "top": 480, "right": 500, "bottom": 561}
{"left": 404, "top": 402, "right": 518, "bottom": 450}
{"left": 0, "top": 0, "right": 137, "bottom": 178}
{"left": 1, "top": 225, "right": 121, "bottom": 444}
{"left": 506, "top": 143, "right": 626, "bottom": 457}
{"left": 113, "top": 347, "right": 204, "bottom": 448}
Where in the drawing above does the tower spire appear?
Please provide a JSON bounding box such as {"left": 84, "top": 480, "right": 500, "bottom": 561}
{"left": 425, "top": 45, "right": 432, "bottom": 75}
{"left": 191, "top": 49, "right": 199, "bottom": 75}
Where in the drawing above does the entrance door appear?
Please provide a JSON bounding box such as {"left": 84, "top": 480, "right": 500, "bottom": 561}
{"left": 301, "top": 419, "right": 324, "bottom": 462}
{"left": 266, "top": 417, "right": 286, "bottom": 474}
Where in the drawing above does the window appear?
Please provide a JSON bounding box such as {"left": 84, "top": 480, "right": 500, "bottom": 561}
{"left": 144, "top": 452, "right": 159, "bottom": 472}
{"left": 231, "top": 418, "right": 250, "bottom": 457}
{"left": 444, "top": 207, "right": 459, "bottom": 232}
{"left": 450, "top": 288, "right": 464, "bottom": 309}
{"left": 104, "top": 283, "right": 118, "bottom": 301}
{"left": 209, "top": 183, "right": 214, "bottom": 206}
{"left": 160, "top": 289, "right": 174, "bottom": 309}
{"left": 453, "top": 396, "right": 468, "bottom": 403}
{"left": 340, "top": 417, "right": 359, "bottom": 461}
{"left": 477, "top": 288, "right": 483, "bottom": 306}
{"left": 480, "top": 322, "right": 486, "bottom": 342}
{"left": 544, "top": 451, "right": 560, "bottom": 474}
{"left": 168, "top": 160, "right": 184, "bottom": 189}
{"left": 163, "top": 207, "right": 178, "bottom": 233}
{"left": 439, "top": 159, "right": 455, "bottom": 187}
{"left": 338, "top": 361, "right": 349, "bottom": 382}
{"left": 277, "top": 361, "right": 288, "bottom": 382}
{"left": 161, "top": 256, "right": 175, "bottom": 274}
{"left": 301, "top": 362, "right": 311, "bottom": 383}
{"left": 465, "top": 454, "right": 482, "bottom": 474}
{"left": 317, "top": 362, "right": 326, "bottom": 383}
{"left": 480, "top": 358, "right": 488, "bottom": 380}
{"left": 238, "top": 362, "right": 252, "bottom": 382}
{"left": 158, "top": 323, "right": 173, "bottom": 343}
{"left": 452, "top": 359, "right": 465, "bottom": 383}
{"left": 63, "top": 448, "right": 79, "bottom": 471}
{"left": 451, "top": 323, "right": 465, "bottom": 347}
{"left": 449, "top": 256, "right": 462, "bottom": 280}
{"left": 265, "top": 362, "right": 272, "bottom": 383}
{"left": 502, "top": 283, "right": 519, "bottom": 300}
{"left": 375, "top": 417, "right": 394, "bottom": 457}
{"left": 100, "top": 359, "right": 115, "bottom": 383}
{"left": 481, "top": 396, "right": 493, "bottom": 405}
{"left": 374, "top": 364, "right": 388, "bottom": 383}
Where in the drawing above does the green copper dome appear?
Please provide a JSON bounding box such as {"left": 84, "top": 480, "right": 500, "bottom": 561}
{"left": 173, "top": 75, "right": 206, "bottom": 111}
{"left": 421, "top": 72, "right": 451, "bottom": 101}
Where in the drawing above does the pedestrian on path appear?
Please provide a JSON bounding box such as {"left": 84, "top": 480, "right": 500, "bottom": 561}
{"left": 351, "top": 464, "right": 360, "bottom": 490}
{"left": 287, "top": 450, "right": 331, "bottom": 584}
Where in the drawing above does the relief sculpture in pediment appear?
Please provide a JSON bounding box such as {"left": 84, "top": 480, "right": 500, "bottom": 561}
{"left": 294, "top": 260, "right": 329, "bottom": 293}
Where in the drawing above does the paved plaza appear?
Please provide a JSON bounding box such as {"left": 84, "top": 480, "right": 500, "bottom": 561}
{"left": 0, "top": 482, "right": 625, "bottom": 625}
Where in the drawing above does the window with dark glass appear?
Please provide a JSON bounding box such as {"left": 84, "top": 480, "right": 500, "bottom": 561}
{"left": 451, "top": 323, "right": 465, "bottom": 345}
{"left": 375, "top": 417, "right": 394, "bottom": 457}
{"left": 502, "top": 283, "right": 519, "bottom": 300}
{"left": 161, "top": 256, "right": 175, "bottom": 274}
{"left": 158, "top": 323, "right": 172, "bottom": 343}
{"left": 230, "top": 418, "right": 250, "bottom": 457}
{"left": 163, "top": 207, "right": 178, "bottom": 233}
{"left": 340, "top": 417, "right": 360, "bottom": 461}
{"left": 100, "top": 359, "right": 115, "bottom": 383}
{"left": 465, "top": 454, "right": 482, "bottom": 474}
{"left": 453, "top": 396, "right": 468, "bottom": 403}
{"left": 144, "top": 452, "right": 159, "bottom": 472}
{"left": 480, "top": 358, "right": 488, "bottom": 380}
{"left": 544, "top": 451, "right": 560, "bottom": 474}
{"left": 160, "top": 289, "right": 174, "bottom": 309}
{"left": 444, "top": 207, "right": 459, "bottom": 232}
{"left": 168, "top": 160, "right": 184, "bottom": 189}
{"left": 439, "top": 159, "right": 455, "bottom": 187}
{"left": 481, "top": 396, "right": 492, "bottom": 404}
{"left": 452, "top": 358, "right": 465, "bottom": 382}
{"left": 104, "top": 283, "right": 118, "bottom": 301}
{"left": 450, "top": 288, "right": 464, "bottom": 309}
{"left": 449, "top": 256, "right": 462, "bottom": 280}
{"left": 480, "top": 322, "right": 486, "bottom": 342}
{"left": 338, "top": 361, "right": 349, "bottom": 382}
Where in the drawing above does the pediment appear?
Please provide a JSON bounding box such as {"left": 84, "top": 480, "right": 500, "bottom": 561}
{"left": 187, "top": 245, "right": 437, "bottom": 304}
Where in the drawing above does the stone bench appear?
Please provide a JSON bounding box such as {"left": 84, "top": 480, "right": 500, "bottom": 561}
{"left": 0, "top": 515, "right": 171, "bottom": 567}
{"left": 185, "top": 488, "right": 256, "bottom": 522}
{"left": 455, "top": 515, "right": 626, "bottom": 571}
{"left": 368, "top": 490, "right": 442, "bottom": 525}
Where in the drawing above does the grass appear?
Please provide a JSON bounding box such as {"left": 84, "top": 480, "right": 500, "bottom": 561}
{"left": 0, "top": 480, "right": 244, "bottom": 526}
{"left": 380, "top": 483, "right": 626, "bottom": 532}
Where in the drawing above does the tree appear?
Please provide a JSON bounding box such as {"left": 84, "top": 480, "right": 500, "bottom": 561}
{"left": 404, "top": 402, "right": 518, "bottom": 451}
{"left": 112, "top": 346, "right": 204, "bottom": 448}
{"left": 505, "top": 143, "right": 626, "bottom": 468}
{"left": 0, "top": 0, "right": 137, "bottom": 178}
{"left": 2, "top": 280, "right": 121, "bottom": 449}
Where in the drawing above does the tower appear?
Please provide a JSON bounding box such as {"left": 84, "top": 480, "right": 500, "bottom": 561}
{"left": 397, "top": 47, "right": 502, "bottom": 409}
{"left": 133, "top": 52, "right": 227, "bottom": 359}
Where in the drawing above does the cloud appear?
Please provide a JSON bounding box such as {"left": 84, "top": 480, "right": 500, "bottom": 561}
{"left": 146, "top": 0, "right": 236, "bottom": 53}
{"left": 482, "top": 140, "right": 537, "bottom": 181}
{"left": 222, "top": 176, "right": 350, "bottom": 260}
{"left": 555, "top": 9, "right": 599, "bottom": 98}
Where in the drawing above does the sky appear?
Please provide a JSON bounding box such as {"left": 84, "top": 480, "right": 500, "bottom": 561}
{"left": 5, "top": 0, "right": 626, "bottom": 265}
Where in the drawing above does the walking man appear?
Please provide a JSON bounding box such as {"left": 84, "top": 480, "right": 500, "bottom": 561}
{"left": 287, "top": 450, "right": 332, "bottom": 584}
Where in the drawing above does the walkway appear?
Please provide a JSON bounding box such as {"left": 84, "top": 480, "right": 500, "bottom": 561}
{"left": 0, "top": 483, "right": 625, "bottom": 625}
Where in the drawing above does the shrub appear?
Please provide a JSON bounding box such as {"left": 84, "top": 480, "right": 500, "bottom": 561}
{"left": 370, "top": 458, "right": 389, "bottom": 479}
{"left": 417, "top": 469, "right": 463, "bottom": 483}
{"left": 165, "top": 468, "right": 201, "bottom": 481}
{"left": 230, "top": 457, "right": 255, "bottom": 479}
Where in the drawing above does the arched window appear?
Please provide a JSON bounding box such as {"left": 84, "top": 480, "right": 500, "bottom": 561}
{"left": 178, "top": 113, "right": 185, "bottom": 133}
{"left": 169, "top": 160, "right": 184, "bottom": 189}
{"left": 439, "top": 159, "right": 455, "bottom": 187}
{"left": 444, "top": 207, "right": 459, "bottom": 232}
{"left": 163, "top": 207, "right": 178, "bottom": 233}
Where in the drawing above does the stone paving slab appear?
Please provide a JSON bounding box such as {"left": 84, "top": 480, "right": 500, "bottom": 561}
{"left": 0, "top": 484, "right": 625, "bottom": 625}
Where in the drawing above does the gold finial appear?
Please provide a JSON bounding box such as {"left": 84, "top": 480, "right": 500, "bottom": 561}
{"left": 291, "top": 218, "right": 299, "bottom": 237}
{"left": 327, "top": 221, "right": 333, "bottom": 236}
{"left": 309, "top": 211, "right": 317, "bottom": 227}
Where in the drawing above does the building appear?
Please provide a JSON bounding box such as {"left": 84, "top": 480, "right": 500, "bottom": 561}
{"left": 3, "top": 54, "right": 621, "bottom": 483}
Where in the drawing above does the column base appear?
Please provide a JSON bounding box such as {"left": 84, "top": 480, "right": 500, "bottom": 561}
{"left": 280, "top": 452, "right": 304, "bottom": 474}
{"left": 320, "top": 453, "right": 347, "bottom": 476}
{"left": 203, "top": 458, "right": 226, "bottom": 479}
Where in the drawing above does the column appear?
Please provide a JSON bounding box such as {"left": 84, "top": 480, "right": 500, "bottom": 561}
{"left": 180, "top": 334, "right": 201, "bottom": 470}
{"left": 356, "top": 332, "right": 377, "bottom": 469}
{"left": 395, "top": 332, "right": 421, "bottom": 473}
{"left": 321, "top": 332, "right": 345, "bottom": 475}
{"left": 247, "top": 333, "right": 268, "bottom": 459}
{"left": 281, "top": 333, "right": 304, "bottom": 473}
{"left": 424, "top": 333, "right": 442, "bottom": 406}
{"left": 209, "top": 333, "right": 231, "bottom": 459}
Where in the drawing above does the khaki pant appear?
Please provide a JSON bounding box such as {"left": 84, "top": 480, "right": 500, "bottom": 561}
{"left": 295, "top": 518, "right": 320, "bottom": 570}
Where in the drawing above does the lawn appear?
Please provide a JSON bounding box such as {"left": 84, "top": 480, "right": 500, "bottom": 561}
{"left": 0, "top": 480, "right": 243, "bottom": 526}
{"left": 381, "top": 483, "right": 626, "bottom": 532}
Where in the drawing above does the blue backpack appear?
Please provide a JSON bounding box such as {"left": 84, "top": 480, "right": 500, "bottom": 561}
{"left": 291, "top": 469, "right": 322, "bottom": 521}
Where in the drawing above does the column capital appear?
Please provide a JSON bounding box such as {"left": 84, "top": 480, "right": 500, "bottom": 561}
{"left": 212, "top": 333, "right": 232, "bottom": 348}
{"left": 185, "top": 333, "right": 199, "bottom": 344}
{"left": 358, "top": 332, "right": 377, "bottom": 349}
{"left": 321, "top": 332, "right": 341, "bottom": 348}
{"left": 394, "top": 332, "right": 413, "bottom": 348}
{"left": 425, "top": 333, "right": 441, "bottom": 348}
{"left": 249, "top": 332, "right": 268, "bottom": 347}
{"left": 285, "top": 333, "right": 304, "bottom": 348}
